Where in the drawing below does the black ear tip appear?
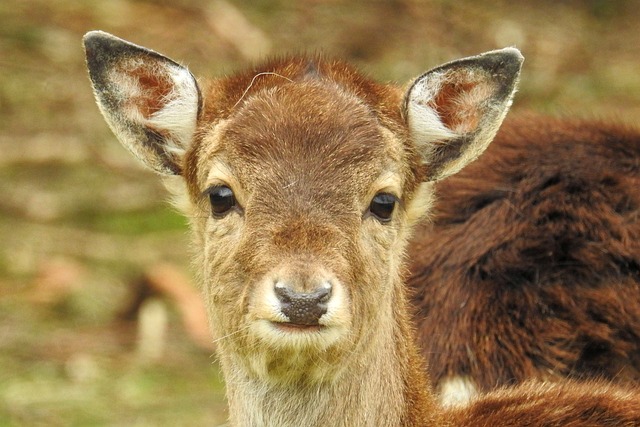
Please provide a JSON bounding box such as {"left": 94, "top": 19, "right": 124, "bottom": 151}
{"left": 83, "top": 30, "right": 115, "bottom": 50}
{"left": 495, "top": 47, "right": 525, "bottom": 73}
{"left": 83, "top": 31, "right": 148, "bottom": 75}
{"left": 82, "top": 31, "right": 181, "bottom": 73}
{"left": 83, "top": 31, "right": 119, "bottom": 68}
{"left": 477, "top": 47, "right": 524, "bottom": 75}
{"left": 83, "top": 30, "right": 104, "bottom": 42}
{"left": 498, "top": 47, "right": 524, "bottom": 69}
{"left": 83, "top": 31, "right": 142, "bottom": 58}
{"left": 497, "top": 47, "right": 524, "bottom": 64}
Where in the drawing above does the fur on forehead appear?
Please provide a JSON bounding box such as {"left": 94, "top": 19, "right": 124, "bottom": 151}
{"left": 199, "top": 54, "right": 405, "bottom": 125}
{"left": 228, "top": 84, "right": 384, "bottom": 168}
{"left": 205, "top": 84, "right": 404, "bottom": 199}
{"left": 185, "top": 55, "right": 422, "bottom": 199}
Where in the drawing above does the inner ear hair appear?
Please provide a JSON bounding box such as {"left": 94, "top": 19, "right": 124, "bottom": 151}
{"left": 84, "top": 31, "right": 201, "bottom": 175}
{"left": 404, "top": 47, "right": 523, "bottom": 182}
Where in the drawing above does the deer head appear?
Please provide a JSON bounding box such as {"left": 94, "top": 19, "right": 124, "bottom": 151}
{"left": 84, "top": 30, "right": 522, "bottom": 424}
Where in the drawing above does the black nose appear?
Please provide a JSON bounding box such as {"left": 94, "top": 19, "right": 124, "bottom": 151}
{"left": 274, "top": 284, "right": 332, "bottom": 326}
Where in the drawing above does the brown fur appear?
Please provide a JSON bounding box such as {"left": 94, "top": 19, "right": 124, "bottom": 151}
{"left": 84, "top": 31, "right": 640, "bottom": 426}
{"left": 409, "top": 115, "right": 640, "bottom": 395}
{"left": 447, "top": 380, "right": 640, "bottom": 426}
{"left": 185, "top": 55, "right": 411, "bottom": 199}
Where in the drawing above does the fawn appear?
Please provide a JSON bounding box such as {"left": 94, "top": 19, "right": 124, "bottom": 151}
{"left": 84, "top": 31, "right": 640, "bottom": 426}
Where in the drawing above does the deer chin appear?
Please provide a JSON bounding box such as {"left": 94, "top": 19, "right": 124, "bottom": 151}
{"left": 239, "top": 318, "right": 352, "bottom": 384}
{"left": 249, "top": 317, "right": 349, "bottom": 351}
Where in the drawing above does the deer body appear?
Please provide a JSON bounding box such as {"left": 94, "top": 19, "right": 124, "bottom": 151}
{"left": 84, "top": 31, "right": 640, "bottom": 426}
{"left": 409, "top": 116, "right": 640, "bottom": 403}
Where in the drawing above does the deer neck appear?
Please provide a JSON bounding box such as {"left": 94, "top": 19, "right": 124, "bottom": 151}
{"left": 221, "top": 281, "right": 441, "bottom": 427}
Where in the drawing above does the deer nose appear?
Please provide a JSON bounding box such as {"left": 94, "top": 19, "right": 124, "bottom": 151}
{"left": 274, "top": 283, "right": 332, "bottom": 326}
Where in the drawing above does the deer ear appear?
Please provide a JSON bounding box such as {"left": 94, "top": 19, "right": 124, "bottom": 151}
{"left": 83, "top": 31, "right": 201, "bottom": 175}
{"left": 404, "top": 48, "right": 523, "bottom": 181}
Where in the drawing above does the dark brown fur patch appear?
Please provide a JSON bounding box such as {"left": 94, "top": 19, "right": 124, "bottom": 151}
{"left": 408, "top": 114, "right": 640, "bottom": 392}
{"left": 447, "top": 380, "right": 640, "bottom": 426}
{"left": 431, "top": 81, "right": 482, "bottom": 131}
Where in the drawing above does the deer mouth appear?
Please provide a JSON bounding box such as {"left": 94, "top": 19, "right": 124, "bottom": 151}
{"left": 271, "top": 321, "right": 325, "bottom": 333}
{"left": 250, "top": 318, "right": 347, "bottom": 351}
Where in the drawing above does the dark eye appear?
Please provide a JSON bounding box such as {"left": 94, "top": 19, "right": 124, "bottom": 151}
{"left": 369, "top": 193, "right": 397, "bottom": 222}
{"left": 207, "top": 185, "right": 236, "bottom": 217}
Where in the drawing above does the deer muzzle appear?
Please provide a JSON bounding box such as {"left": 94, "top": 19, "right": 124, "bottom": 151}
{"left": 274, "top": 282, "right": 332, "bottom": 326}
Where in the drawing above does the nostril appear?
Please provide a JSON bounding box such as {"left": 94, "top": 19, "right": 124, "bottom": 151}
{"left": 273, "top": 282, "right": 333, "bottom": 326}
{"left": 313, "top": 285, "right": 332, "bottom": 303}
{"left": 274, "top": 283, "right": 293, "bottom": 303}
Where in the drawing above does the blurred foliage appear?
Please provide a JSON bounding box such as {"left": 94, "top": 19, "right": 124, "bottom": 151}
{"left": 0, "top": 0, "right": 639, "bottom": 425}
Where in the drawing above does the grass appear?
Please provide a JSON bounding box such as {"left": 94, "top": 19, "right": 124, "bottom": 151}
{"left": 0, "top": 291, "right": 225, "bottom": 426}
{"left": 0, "top": 351, "right": 226, "bottom": 426}
{"left": 70, "top": 207, "right": 188, "bottom": 235}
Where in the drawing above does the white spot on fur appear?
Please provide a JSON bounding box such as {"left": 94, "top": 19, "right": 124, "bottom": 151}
{"left": 162, "top": 175, "right": 191, "bottom": 213}
{"left": 439, "top": 376, "right": 478, "bottom": 407}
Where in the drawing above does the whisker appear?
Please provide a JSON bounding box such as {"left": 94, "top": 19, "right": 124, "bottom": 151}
{"left": 212, "top": 324, "right": 252, "bottom": 345}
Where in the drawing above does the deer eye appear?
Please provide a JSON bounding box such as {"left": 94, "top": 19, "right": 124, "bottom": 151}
{"left": 207, "top": 185, "right": 236, "bottom": 217}
{"left": 368, "top": 193, "right": 397, "bottom": 222}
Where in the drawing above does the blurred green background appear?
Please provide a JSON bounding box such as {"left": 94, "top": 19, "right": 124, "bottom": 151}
{"left": 1, "top": 0, "right": 639, "bottom": 425}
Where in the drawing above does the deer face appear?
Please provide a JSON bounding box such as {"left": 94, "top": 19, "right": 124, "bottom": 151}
{"left": 188, "top": 80, "right": 417, "bottom": 382}
{"left": 84, "top": 31, "right": 522, "bottom": 385}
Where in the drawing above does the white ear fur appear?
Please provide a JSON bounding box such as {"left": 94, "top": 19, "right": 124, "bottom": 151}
{"left": 405, "top": 78, "right": 458, "bottom": 145}
{"left": 405, "top": 47, "right": 523, "bottom": 181}
{"left": 116, "top": 61, "right": 199, "bottom": 157}
{"left": 84, "top": 31, "right": 201, "bottom": 175}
